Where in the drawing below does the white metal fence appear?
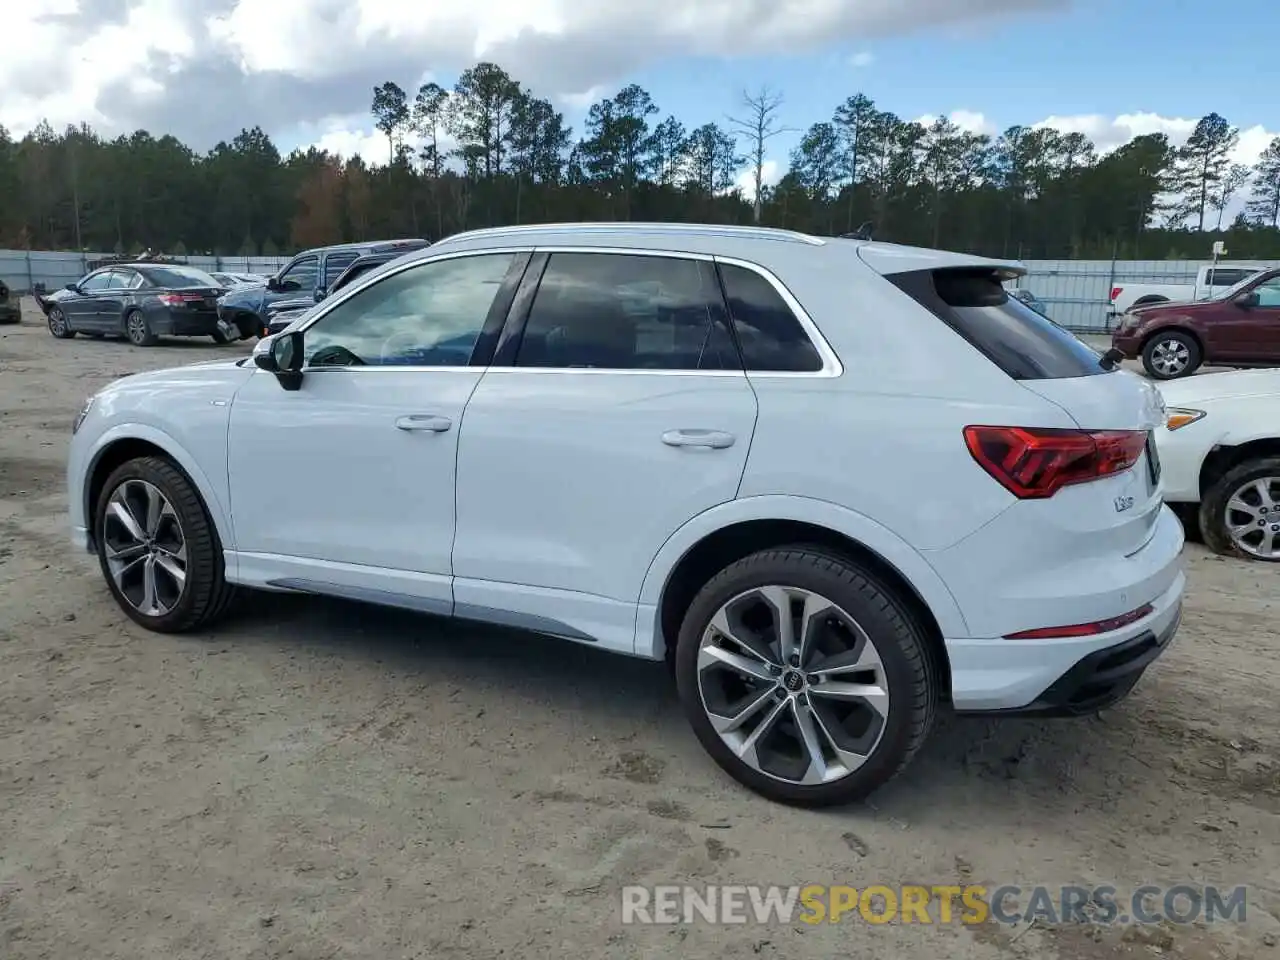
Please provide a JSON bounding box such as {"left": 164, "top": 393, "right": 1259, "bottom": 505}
{"left": 4, "top": 248, "right": 1279, "bottom": 333}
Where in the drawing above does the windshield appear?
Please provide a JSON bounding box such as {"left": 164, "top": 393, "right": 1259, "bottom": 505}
{"left": 139, "top": 265, "right": 220, "bottom": 288}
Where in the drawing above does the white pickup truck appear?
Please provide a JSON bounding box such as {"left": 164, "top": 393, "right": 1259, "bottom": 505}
{"left": 1108, "top": 264, "right": 1266, "bottom": 317}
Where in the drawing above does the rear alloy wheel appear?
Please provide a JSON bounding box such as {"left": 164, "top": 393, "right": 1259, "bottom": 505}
{"left": 47, "top": 307, "right": 75, "bottom": 339}
{"left": 95, "top": 456, "right": 238, "bottom": 631}
{"left": 675, "top": 547, "right": 936, "bottom": 807}
{"left": 1141, "top": 332, "right": 1201, "bottom": 379}
{"left": 1200, "top": 458, "right": 1280, "bottom": 562}
{"left": 125, "top": 309, "right": 157, "bottom": 346}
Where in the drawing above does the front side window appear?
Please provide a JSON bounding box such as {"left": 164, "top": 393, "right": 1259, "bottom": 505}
{"left": 278, "top": 256, "right": 319, "bottom": 292}
{"left": 1254, "top": 277, "right": 1280, "bottom": 308}
{"left": 303, "top": 253, "right": 516, "bottom": 367}
{"left": 79, "top": 272, "right": 111, "bottom": 292}
{"left": 718, "top": 263, "right": 823, "bottom": 372}
{"left": 514, "top": 253, "right": 737, "bottom": 371}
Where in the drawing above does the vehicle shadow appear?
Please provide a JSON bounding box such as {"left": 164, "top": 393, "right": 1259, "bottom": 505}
{"left": 217, "top": 590, "right": 1179, "bottom": 824}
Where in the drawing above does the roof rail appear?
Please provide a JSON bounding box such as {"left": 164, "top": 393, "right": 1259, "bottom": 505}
{"left": 444, "top": 222, "right": 827, "bottom": 246}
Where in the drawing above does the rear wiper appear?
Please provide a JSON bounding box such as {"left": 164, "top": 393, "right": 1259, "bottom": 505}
{"left": 1098, "top": 347, "right": 1125, "bottom": 371}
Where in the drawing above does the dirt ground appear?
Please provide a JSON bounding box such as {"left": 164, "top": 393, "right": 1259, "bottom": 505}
{"left": 1, "top": 299, "right": 1278, "bottom": 960}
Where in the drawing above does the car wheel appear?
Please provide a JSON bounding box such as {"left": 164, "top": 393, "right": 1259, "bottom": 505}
{"left": 211, "top": 327, "right": 233, "bottom": 345}
{"left": 47, "top": 307, "right": 75, "bottom": 339}
{"left": 1141, "top": 332, "right": 1201, "bottom": 379}
{"left": 94, "top": 456, "right": 239, "bottom": 632}
{"left": 125, "top": 309, "right": 157, "bottom": 346}
{"left": 1199, "top": 457, "right": 1280, "bottom": 562}
{"left": 674, "top": 547, "right": 937, "bottom": 807}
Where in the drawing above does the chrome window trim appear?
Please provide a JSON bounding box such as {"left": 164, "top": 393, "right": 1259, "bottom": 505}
{"left": 292, "top": 244, "right": 842, "bottom": 380}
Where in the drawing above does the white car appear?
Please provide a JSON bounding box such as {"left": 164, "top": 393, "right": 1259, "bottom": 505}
{"left": 1156, "top": 369, "right": 1280, "bottom": 561}
{"left": 66, "top": 223, "right": 1185, "bottom": 806}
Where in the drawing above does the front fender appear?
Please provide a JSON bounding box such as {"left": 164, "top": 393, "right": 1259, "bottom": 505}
{"left": 633, "top": 494, "right": 970, "bottom": 658}
{"left": 75, "top": 422, "right": 236, "bottom": 567}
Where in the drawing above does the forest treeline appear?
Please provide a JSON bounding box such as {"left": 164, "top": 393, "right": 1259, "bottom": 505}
{"left": 2, "top": 60, "right": 1280, "bottom": 260}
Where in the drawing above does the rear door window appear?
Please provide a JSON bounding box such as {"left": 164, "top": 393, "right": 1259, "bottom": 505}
{"left": 514, "top": 253, "right": 738, "bottom": 371}
{"left": 888, "top": 268, "right": 1106, "bottom": 380}
{"left": 324, "top": 252, "right": 360, "bottom": 287}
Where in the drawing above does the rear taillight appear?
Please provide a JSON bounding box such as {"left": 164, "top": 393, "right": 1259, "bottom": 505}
{"left": 964, "top": 426, "right": 1148, "bottom": 499}
{"left": 1005, "top": 602, "right": 1153, "bottom": 640}
{"left": 1110, "top": 286, "right": 1123, "bottom": 302}
{"left": 157, "top": 293, "right": 203, "bottom": 306}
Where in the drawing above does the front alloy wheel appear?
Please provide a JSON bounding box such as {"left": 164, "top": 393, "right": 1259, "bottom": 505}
{"left": 48, "top": 307, "right": 74, "bottom": 339}
{"left": 675, "top": 548, "right": 936, "bottom": 807}
{"left": 102, "top": 479, "right": 188, "bottom": 617}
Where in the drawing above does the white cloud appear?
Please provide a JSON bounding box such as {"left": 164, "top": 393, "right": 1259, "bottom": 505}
{"left": 849, "top": 51, "right": 875, "bottom": 68}
{"left": 2, "top": 0, "right": 1063, "bottom": 143}
{"left": 735, "top": 159, "right": 781, "bottom": 200}
{"left": 914, "top": 110, "right": 995, "bottom": 136}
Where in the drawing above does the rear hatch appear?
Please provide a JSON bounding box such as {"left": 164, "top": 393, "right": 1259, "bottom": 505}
{"left": 874, "top": 259, "right": 1168, "bottom": 560}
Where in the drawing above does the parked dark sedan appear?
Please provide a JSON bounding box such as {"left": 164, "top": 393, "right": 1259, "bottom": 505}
{"left": 41, "top": 263, "right": 237, "bottom": 346}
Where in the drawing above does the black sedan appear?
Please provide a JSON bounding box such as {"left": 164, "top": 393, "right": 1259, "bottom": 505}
{"left": 41, "top": 263, "right": 241, "bottom": 346}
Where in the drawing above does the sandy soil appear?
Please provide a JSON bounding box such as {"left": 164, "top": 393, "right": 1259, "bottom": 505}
{"left": 2, "top": 299, "right": 1278, "bottom": 960}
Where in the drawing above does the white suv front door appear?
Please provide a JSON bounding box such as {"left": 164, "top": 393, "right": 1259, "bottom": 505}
{"left": 226, "top": 251, "right": 526, "bottom": 610}
{"left": 451, "top": 251, "right": 758, "bottom": 653}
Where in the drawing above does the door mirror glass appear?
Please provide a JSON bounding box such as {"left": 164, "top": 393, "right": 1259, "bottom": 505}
{"left": 253, "top": 331, "right": 304, "bottom": 390}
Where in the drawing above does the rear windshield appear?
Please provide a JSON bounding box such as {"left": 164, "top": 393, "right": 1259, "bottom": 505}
{"left": 138, "top": 265, "right": 219, "bottom": 288}
{"left": 888, "top": 268, "right": 1106, "bottom": 380}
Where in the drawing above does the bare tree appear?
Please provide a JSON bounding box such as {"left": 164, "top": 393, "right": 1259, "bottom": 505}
{"left": 728, "top": 86, "right": 792, "bottom": 223}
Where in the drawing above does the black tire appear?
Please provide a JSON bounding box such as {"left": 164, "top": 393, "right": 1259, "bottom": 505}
{"left": 1141, "top": 331, "right": 1201, "bottom": 380}
{"left": 94, "top": 456, "right": 239, "bottom": 632}
{"left": 673, "top": 546, "right": 937, "bottom": 807}
{"left": 47, "top": 306, "right": 75, "bottom": 339}
{"left": 1199, "top": 457, "right": 1280, "bottom": 562}
{"left": 211, "top": 327, "right": 233, "bottom": 345}
{"left": 124, "top": 308, "right": 158, "bottom": 346}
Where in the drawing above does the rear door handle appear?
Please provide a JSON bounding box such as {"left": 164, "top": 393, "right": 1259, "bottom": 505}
{"left": 661, "top": 429, "right": 735, "bottom": 449}
{"left": 395, "top": 414, "right": 452, "bottom": 433}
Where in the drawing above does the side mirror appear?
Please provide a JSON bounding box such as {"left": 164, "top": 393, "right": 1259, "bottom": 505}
{"left": 65, "top": 282, "right": 79, "bottom": 293}
{"left": 266, "top": 275, "right": 281, "bottom": 292}
{"left": 314, "top": 286, "right": 327, "bottom": 302}
{"left": 1235, "top": 291, "right": 1260, "bottom": 309}
{"left": 253, "top": 331, "right": 304, "bottom": 391}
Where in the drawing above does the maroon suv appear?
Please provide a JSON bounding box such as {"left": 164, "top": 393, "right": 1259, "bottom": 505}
{"left": 1112, "top": 268, "right": 1280, "bottom": 379}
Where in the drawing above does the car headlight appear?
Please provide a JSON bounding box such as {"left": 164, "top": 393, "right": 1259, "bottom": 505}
{"left": 1165, "top": 407, "right": 1206, "bottom": 431}
{"left": 72, "top": 395, "right": 95, "bottom": 434}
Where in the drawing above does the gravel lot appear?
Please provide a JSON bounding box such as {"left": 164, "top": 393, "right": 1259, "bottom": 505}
{"left": 2, "top": 299, "right": 1278, "bottom": 960}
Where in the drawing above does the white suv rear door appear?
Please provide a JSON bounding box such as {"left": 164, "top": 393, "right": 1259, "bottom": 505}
{"left": 451, "top": 250, "right": 757, "bottom": 654}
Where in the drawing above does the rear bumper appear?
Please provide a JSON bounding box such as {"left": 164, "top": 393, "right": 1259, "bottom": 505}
{"left": 955, "top": 592, "right": 1182, "bottom": 716}
{"left": 154, "top": 308, "right": 221, "bottom": 336}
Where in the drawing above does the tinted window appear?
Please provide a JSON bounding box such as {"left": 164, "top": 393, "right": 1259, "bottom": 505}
{"left": 515, "top": 253, "right": 736, "bottom": 371}
{"left": 333, "top": 260, "right": 380, "bottom": 292}
{"left": 718, "top": 263, "right": 823, "bottom": 372}
{"left": 103, "top": 271, "right": 129, "bottom": 290}
{"left": 1205, "top": 269, "right": 1252, "bottom": 287}
{"left": 324, "top": 252, "right": 360, "bottom": 286}
{"left": 304, "top": 253, "right": 515, "bottom": 367}
{"left": 278, "top": 256, "right": 319, "bottom": 292}
{"left": 79, "top": 272, "right": 112, "bottom": 292}
{"left": 889, "top": 268, "right": 1106, "bottom": 380}
{"left": 138, "top": 265, "right": 219, "bottom": 288}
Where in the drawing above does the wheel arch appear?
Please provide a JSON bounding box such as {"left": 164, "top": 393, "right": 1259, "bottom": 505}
{"left": 84, "top": 426, "right": 235, "bottom": 558}
{"left": 1199, "top": 436, "right": 1280, "bottom": 498}
{"left": 637, "top": 497, "right": 967, "bottom": 694}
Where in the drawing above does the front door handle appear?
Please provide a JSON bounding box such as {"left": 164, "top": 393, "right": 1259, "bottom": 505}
{"left": 395, "top": 414, "right": 452, "bottom": 433}
{"left": 661, "top": 429, "right": 735, "bottom": 449}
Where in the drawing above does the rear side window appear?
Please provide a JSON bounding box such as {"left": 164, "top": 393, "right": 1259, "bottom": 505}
{"left": 515, "top": 253, "right": 738, "bottom": 371}
{"left": 889, "top": 268, "right": 1105, "bottom": 380}
{"left": 1205, "top": 268, "right": 1252, "bottom": 287}
{"left": 717, "top": 263, "right": 822, "bottom": 372}
{"left": 324, "top": 252, "right": 360, "bottom": 286}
